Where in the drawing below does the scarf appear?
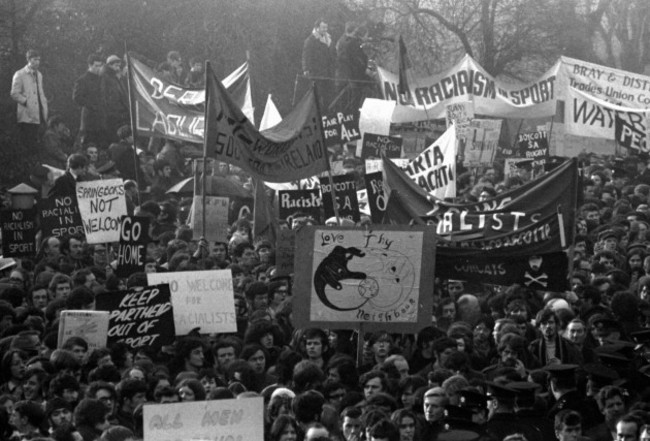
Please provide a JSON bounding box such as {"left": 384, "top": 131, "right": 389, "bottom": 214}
{"left": 312, "top": 29, "right": 331, "bottom": 47}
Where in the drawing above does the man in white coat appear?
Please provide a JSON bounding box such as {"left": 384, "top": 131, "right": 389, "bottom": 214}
{"left": 10, "top": 49, "right": 48, "bottom": 152}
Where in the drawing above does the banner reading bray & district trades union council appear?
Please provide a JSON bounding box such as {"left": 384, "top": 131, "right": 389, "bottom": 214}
{"left": 378, "top": 54, "right": 559, "bottom": 123}
{"left": 204, "top": 63, "right": 329, "bottom": 182}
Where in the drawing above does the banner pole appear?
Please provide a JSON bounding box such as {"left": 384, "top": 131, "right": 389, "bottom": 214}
{"left": 356, "top": 323, "right": 364, "bottom": 368}
{"left": 124, "top": 44, "right": 141, "bottom": 205}
{"left": 511, "top": 119, "right": 524, "bottom": 154}
{"left": 201, "top": 61, "right": 212, "bottom": 240}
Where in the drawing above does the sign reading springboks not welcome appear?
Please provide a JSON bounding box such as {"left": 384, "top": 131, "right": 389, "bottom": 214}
{"left": 143, "top": 397, "right": 263, "bottom": 441}
{"left": 76, "top": 179, "right": 127, "bottom": 244}
{"left": 147, "top": 270, "right": 236, "bottom": 335}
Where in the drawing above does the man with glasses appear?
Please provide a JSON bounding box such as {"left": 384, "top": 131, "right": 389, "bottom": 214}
{"left": 86, "top": 381, "right": 118, "bottom": 424}
{"left": 11, "top": 49, "right": 48, "bottom": 152}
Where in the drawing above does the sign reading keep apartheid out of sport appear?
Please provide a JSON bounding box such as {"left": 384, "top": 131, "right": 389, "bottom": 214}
{"left": 147, "top": 270, "right": 236, "bottom": 335}
{"left": 0, "top": 209, "right": 36, "bottom": 257}
{"left": 143, "top": 397, "right": 264, "bottom": 441}
{"left": 278, "top": 189, "right": 322, "bottom": 223}
{"left": 204, "top": 63, "right": 329, "bottom": 182}
{"left": 517, "top": 131, "right": 549, "bottom": 166}
{"left": 116, "top": 216, "right": 150, "bottom": 278}
{"left": 293, "top": 226, "right": 435, "bottom": 332}
{"left": 39, "top": 195, "right": 84, "bottom": 238}
{"left": 95, "top": 284, "right": 175, "bottom": 350}
{"left": 319, "top": 175, "right": 360, "bottom": 222}
{"left": 76, "top": 179, "right": 127, "bottom": 244}
{"left": 364, "top": 172, "right": 387, "bottom": 223}
{"left": 322, "top": 110, "right": 361, "bottom": 148}
{"left": 360, "top": 133, "right": 403, "bottom": 159}
{"left": 57, "top": 310, "right": 109, "bottom": 350}
{"left": 404, "top": 123, "right": 457, "bottom": 199}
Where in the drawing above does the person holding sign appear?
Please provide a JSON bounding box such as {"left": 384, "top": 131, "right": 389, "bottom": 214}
{"left": 48, "top": 153, "right": 88, "bottom": 198}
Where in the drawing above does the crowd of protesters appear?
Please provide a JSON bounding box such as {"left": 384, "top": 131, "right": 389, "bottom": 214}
{"left": 6, "top": 37, "right": 650, "bottom": 441}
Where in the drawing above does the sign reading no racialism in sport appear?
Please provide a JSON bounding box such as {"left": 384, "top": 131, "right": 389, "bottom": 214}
{"left": 292, "top": 225, "right": 436, "bottom": 332}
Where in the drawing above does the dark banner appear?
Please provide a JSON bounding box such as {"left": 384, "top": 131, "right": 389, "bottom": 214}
{"left": 436, "top": 251, "right": 569, "bottom": 291}
{"left": 278, "top": 189, "right": 322, "bottom": 223}
{"left": 322, "top": 110, "right": 361, "bottom": 148}
{"left": 364, "top": 172, "right": 387, "bottom": 223}
{"left": 517, "top": 131, "right": 549, "bottom": 166}
{"left": 0, "top": 209, "right": 36, "bottom": 257}
{"left": 95, "top": 284, "right": 175, "bottom": 350}
{"left": 129, "top": 54, "right": 251, "bottom": 144}
{"left": 615, "top": 113, "right": 646, "bottom": 151}
{"left": 39, "top": 195, "right": 84, "bottom": 238}
{"left": 319, "top": 175, "right": 360, "bottom": 222}
{"left": 361, "top": 133, "right": 403, "bottom": 159}
{"left": 116, "top": 216, "right": 150, "bottom": 278}
{"left": 228, "top": 197, "right": 254, "bottom": 225}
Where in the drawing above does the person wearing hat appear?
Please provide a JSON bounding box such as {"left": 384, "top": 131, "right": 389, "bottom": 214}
{"left": 485, "top": 382, "right": 541, "bottom": 441}
{"left": 100, "top": 54, "right": 128, "bottom": 144}
{"left": 438, "top": 405, "right": 483, "bottom": 441}
{"left": 457, "top": 389, "right": 489, "bottom": 426}
{"left": 515, "top": 159, "right": 534, "bottom": 182}
{"left": 45, "top": 396, "right": 74, "bottom": 433}
{"left": 545, "top": 364, "right": 595, "bottom": 425}
{"left": 509, "top": 381, "right": 555, "bottom": 440}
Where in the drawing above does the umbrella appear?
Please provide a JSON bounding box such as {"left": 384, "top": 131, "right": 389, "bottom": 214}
{"left": 166, "top": 176, "right": 251, "bottom": 198}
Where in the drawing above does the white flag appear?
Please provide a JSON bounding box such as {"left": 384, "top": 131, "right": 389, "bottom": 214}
{"left": 259, "top": 94, "right": 282, "bottom": 130}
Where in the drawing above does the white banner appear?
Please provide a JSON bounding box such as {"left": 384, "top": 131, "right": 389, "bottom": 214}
{"left": 404, "top": 124, "right": 457, "bottom": 199}
{"left": 76, "top": 179, "right": 127, "bottom": 244}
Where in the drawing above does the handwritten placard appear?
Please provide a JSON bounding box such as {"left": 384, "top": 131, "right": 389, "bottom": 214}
{"left": 292, "top": 226, "right": 436, "bottom": 332}
{"left": 365, "top": 158, "right": 409, "bottom": 174}
{"left": 143, "top": 397, "right": 264, "bottom": 441}
{"left": 116, "top": 216, "right": 150, "bottom": 278}
{"left": 57, "top": 310, "right": 109, "bottom": 350}
{"left": 364, "top": 172, "right": 387, "bottom": 223}
{"left": 1, "top": 209, "right": 37, "bottom": 257}
{"left": 276, "top": 229, "right": 296, "bottom": 277}
{"left": 39, "top": 195, "right": 84, "bottom": 238}
{"left": 322, "top": 110, "right": 361, "bottom": 147}
{"left": 360, "top": 133, "right": 403, "bottom": 159}
{"left": 76, "top": 179, "right": 127, "bottom": 244}
{"left": 278, "top": 189, "right": 322, "bottom": 223}
{"left": 95, "top": 284, "right": 175, "bottom": 349}
{"left": 319, "top": 175, "right": 360, "bottom": 222}
{"left": 191, "top": 196, "right": 229, "bottom": 242}
{"left": 147, "top": 270, "right": 236, "bottom": 335}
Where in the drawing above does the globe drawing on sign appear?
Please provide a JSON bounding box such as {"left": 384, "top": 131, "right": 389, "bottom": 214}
{"left": 313, "top": 245, "right": 415, "bottom": 312}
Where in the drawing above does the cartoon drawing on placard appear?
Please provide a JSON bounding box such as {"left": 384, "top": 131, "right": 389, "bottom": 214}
{"left": 523, "top": 255, "right": 549, "bottom": 288}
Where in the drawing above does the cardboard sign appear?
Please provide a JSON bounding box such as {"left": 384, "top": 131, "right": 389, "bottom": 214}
{"left": 39, "top": 195, "right": 84, "bottom": 238}
{"left": 364, "top": 172, "right": 387, "bottom": 223}
{"left": 278, "top": 189, "right": 322, "bottom": 223}
{"left": 275, "top": 229, "right": 296, "bottom": 277}
{"left": 147, "top": 270, "right": 236, "bottom": 335}
{"left": 322, "top": 110, "right": 361, "bottom": 147}
{"left": 360, "top": 133, "right": 403, "bottom": 159}
{"left": 95, "top": 284, "right": 175, "bottom": 350}
{"left": 57, "top": 310, "right": 109, "bottom": 350}
{"left": 143, "top": 397, "right": 264, "bottom": 441}
{"left": 518, "top": 131, "right": 549, "bottom": 166}
{"left": 0, "top": 209, "right": 36, "bottom": 257}
{"left": 76, "top": 179, "right": 127, "bottom": 244}
{"left": 116, "top": 216, "right": 151, "bottom": 278}
{"left": 615, "top": 114, "right": 647, "bottom": 151}
{"left": 319, "top": 175, "right": 360, "bottom": 222}
{"left": 504, "top": 158, "right": 531, "bottom": 178}
{"left": 462, "top": 119, "right": 501, "bottom": 167}
{"left": 365, "top": 158, "right": 409, "bottom": 174}
{"left": 191, "top": 196, "right": 229, "bottom": 242}
{"left": 292, "top": 226, "right": 436, "bottom": 332}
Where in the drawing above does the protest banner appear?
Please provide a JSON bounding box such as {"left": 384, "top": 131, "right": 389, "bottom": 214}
{"left": 436, "top": 251, "right": 568, "bottom": 291}
{"left": 190, "top": 196, "right": 229, "bottom": 242}
{"left": 404, "top": 124, "right": 457, "bottom": 199}
{"left": 364, "top": 172, "right": 387, "bottom": 223}
{"left": 322, "top": 110, "right": 361, "bottom": 148}
{"left": 378, "top": 54, "right": 559, "bottom": 123}
{"left": 292, "top": 225, "right": 435, "bottom": 332}
{"left": 204, "top": 63, "right": 329, "bottom": 182}
{"left": 95, "top": 284, "right": 175, "bottom": 350}
{"left": 129, "top": 54, "right": 253, "bottom": 144}
{"left": 517, "top": 131, "right": 549, "bottom": 170}
{"left": 446, "top": 101, "right": 474, "bottom": 132}
{"left": 57, "top": 310, "right": 109, "bottom": 350}
{"left": 76, "top": 179, "right": 127, "bottom": 244}
{"left": 147, "top": 270, "right": 236, "bottom": 335}
{"left": 143, "top": 397, "right": 263, "bottom": 441}
{"left": 391, "top": 120, "right": 446, "bottom": 159}
{"left": 615, "top": 113, "right": 647, "bottom": 151}
{"left": 275, "top": 229, "right": 296, "bottom": 277}
{"left": 319, "top": 175, "right": 360, "bottom": 222}
{"left": 264, "top": 176, "right": 320, "bottom": 191}
{"left": 504, "top": 158, "right": 530, "bottom": 178}
{"left": 360, "top": 133, "right": 403, "bottom": 159}
{"left": 278, "top": 189, "right": 322, "bottom": 223}
{"left": 116, "top": 216, "right": 150, "bottom": 278}
{"left": 39, "top": 195, "right": 84, "bottom": 238}
{"left": 0, "top": 209, "right": 36, "bottom": 257}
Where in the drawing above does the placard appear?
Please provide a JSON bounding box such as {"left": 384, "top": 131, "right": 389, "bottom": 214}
{"left": 462, "top": 119, "right": 501, "bottom": 167}
{"left": 95, "top": 284, "right": 175, "bottom": 349}
{"left": 360, "top": 133, "right": 403, "bottom": 159}
{"left": 517, "top": 131, "right": 549, "bottom": 166}
{"left": 278, "top": 189, "right": 322, "bottom": 223}
{"left": 364, "top": 172, "right": 387, "bottom": 223}
{"left": 365, "top": 158, "right": 409, "bottom": 174}
{"left": 57, "top": 310, "right": 109, "bottom": 350}
{"left": 116, "top": 216, "right": 151, "bottom": 278}
{"left": 147, "top": 270, "right": 236, "bottom": 335}
{"left": 322, "top": 110, "right": 361, "bottom": 147}
{"left": 143, "top": 398, "right": 264, "bottom": 441}
{"left": 76, "top": 179, "right": 127, "bottom": 244}
{"left": 319, "top": 175, "right": 360, "bottom": 222}
{"left": 292, "top": 226, "right": 435, "bottom": 332}
{"left": 39, "top": 195, "right": 84, "bottom": 238}
{"left": 191, "top": 196, "right": 229, "bottom": 242}
{"left": 0, "top": 209, "right": 36, "bottom": 257}
{"left": 275, "top": 229, "right": 296, "bottom": 277}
